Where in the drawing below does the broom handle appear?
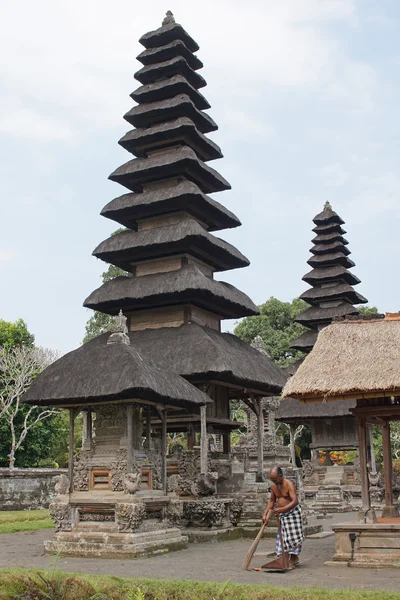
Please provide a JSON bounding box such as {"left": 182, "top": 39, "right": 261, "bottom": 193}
{"left": 242, "top": 509, "right": 272, "bottom": 569}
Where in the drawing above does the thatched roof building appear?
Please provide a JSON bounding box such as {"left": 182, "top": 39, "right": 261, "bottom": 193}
{"left": 282, "top": 316, "right": 400, "bottom": 402}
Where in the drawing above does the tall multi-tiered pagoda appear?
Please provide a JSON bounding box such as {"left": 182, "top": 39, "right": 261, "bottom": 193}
{"left": 277, "top": 202, "right": 369, "bottom": 457}
{"left": 84, "top": 11, "right": 286, "bottom": 456}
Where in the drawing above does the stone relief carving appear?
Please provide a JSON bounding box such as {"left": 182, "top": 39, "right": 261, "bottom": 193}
{"left": 79, "top": 512, "right": 114, "bottom": 522}
{"left": 54, "top": 474, "right": 70, "bottom": 496}
{"left": 110, "top": 448, "right": 128, "bottom": 491}
{"left": 178, "top": 450, "right": 201, "bottom": 496}
{"left": 166, "top": 500, "right": 183, "bottom": 527}
{"left": 115, "top": 502, "right": 146, "bottom": 533}
{"left": 183, "top": 499, "right": 228, "bottom": 528}
{"left": 96, "top": 405, "right": 125, "bottom": 428}
{"left": 73, "top": 450, "right": 92, "bottom": 491}
{"left": 49, "top": 501, "right": 72, "bottom": 532}
{"left": 148, "top": 451, "right": 163, "bottom": 490}
{"left": 123, "top": 472, "right": 141, "bottom": 495}
{"left": 229, "top": 498, "right": 243, "bottom": 526}
{"left": 167, "top": 473, "right": 180, "bottom": 493}
{"left": 302, "top": 461, "right": 318, "bottom": 486}
{"left": 191, "top": 471, "right": 218, "bottom": 497}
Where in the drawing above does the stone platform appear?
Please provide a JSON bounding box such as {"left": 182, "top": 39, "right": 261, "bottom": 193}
{"left": 45, "top": 526, "right": 187, "bottom": 558}
{"left": 326, "top": 519, "right": 400, "bottom": 568}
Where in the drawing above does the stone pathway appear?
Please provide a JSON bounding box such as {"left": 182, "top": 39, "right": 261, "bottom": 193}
{"left": 0, "top": 513, "right": 399, "bottom": 593}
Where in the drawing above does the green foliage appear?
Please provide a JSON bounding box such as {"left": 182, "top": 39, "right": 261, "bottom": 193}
{"left": 0, "top": 570, "right": 398, "bottom": 600}
{"left": 0, "top": 319, "right": 34, "bottom": 348}
{"left": 234, "top": 297, "right": 308, "bottom": 368}
{"left": 83, "top": 230, "right": 131, "bottom": 344}
{"left": 358, "top": 305, "right": 379, "bottom": 316}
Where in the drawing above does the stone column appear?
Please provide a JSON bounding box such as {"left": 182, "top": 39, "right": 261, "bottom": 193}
{"left": 126, "top": 404, "right": 133, "bottom": 473}
{"left": 200, "top": 405, "right": 208, "bottom": 474}
{"left": 82, "top": 410, "right": 93, "bottom": 450}
{"left": 145, "top": 406, "right": 152, "bottom": 450}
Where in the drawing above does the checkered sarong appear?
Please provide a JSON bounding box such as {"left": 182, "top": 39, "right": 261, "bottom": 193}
{"left": 276, "top": 504, "right": 304, "bottom": 555}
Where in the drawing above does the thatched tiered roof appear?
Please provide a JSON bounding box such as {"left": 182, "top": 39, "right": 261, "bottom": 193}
{"left": 283, "top": 316, "right": 400, "bottom": 402}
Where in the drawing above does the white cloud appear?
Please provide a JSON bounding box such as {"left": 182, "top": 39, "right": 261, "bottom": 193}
{"left": 0, "top": 249, "right": 18, "bottom": 263}
{"left": 0, "top": 109, "right": 75, "bottom": 142}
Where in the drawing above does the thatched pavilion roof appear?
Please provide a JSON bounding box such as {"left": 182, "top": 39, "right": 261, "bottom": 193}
{"left": 282, "top": 317, "right": 400, "bottom": 402}
{"left": 23, "top": 334, "right": 212, "bottom": 409}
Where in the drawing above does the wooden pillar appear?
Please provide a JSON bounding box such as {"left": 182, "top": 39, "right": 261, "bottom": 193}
{"left": 160, "top": 409, "right": 167, "bottom": 495}
{"left": 381, "top": 421, "right": 398, "bottom": 517}
{"left": 126, "top": 404, "right": 133, "bottom": 473}
{"left": 146, "top": 406, "right": 152, "bottom": 450}
{"left": 367, "top": 424, "right": 376, "bottom": 473}
{"left": 357, "top": 416, "right": 374, "bottom": 520}
{"left": 200, "top": 405, "right": 208, "bottom": 474}
{"left": 289, "top": 423, "right": 297, "bottom": 467}
{"left": 68, "top": 408, "right": 75, "bottom": 493}
{"left": 223, "top": 432, "right": 231, "bottom": 454}
{"left": 256, "top": 400, "right": 264, "bottom": 482}
{"left": 187, "top": 424, "right": 195, "bottom": 450}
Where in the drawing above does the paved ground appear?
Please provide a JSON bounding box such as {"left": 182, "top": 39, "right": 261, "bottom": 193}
{"left": 0, "top": 513, "right": 400, "bottom": 593}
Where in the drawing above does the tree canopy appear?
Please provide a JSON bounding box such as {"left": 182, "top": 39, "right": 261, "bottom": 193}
{"left": 0, "top": 319, "right": 35, "bottom": 348}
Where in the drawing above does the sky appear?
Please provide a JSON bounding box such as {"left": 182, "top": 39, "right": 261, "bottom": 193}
{"left": 1, "top": 0, "right": 399, "bottom": 354}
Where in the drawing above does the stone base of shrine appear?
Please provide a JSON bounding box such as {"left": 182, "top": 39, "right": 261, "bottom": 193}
{"left": 184, "top": 526, "right": 242, "bottom": 543}
{"left": 325, "top": 520, "right": 400, "bottom": 568}
{"left": 44, "top": 527, "right": 188, "bottom": 558}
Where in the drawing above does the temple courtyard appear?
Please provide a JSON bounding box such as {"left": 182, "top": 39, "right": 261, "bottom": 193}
{"left": 0, "top": 513, "right": 399, "bottom": 594}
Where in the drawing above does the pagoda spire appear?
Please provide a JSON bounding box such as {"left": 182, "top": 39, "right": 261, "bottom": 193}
{"left": 291, "top": 203, "right": 368, "bottom": 352}
{"left": 84, "top": 16, "right": 258, "bottom": 324}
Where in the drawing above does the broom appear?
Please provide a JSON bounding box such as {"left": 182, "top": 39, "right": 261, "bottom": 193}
{"left": 242, "top": 509, "right": 272, "bottom": 570}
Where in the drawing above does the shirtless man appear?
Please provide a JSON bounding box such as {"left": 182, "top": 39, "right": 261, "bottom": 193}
{"left": 262, "top": 466, "right": 304, "bottom": 565}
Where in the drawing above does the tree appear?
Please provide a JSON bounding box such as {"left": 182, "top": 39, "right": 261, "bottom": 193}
{"left": 0, "top": 345, "right": 59, "bottom": 468}
{"left": 358, "top": 306, "right": 379, "bottom": 316}
{"left": 234, "top": 297, "right": 308, "bottom": 368}
{"left": 0, "top": 319, "right": 35, "bottom": 348}
{"left": 83, "top": 229, "right": 130, "bottom": 343}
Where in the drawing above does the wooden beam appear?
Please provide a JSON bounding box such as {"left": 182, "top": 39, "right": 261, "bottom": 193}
{"left": 68, "top": 408, "right": 75, "bottom": 493}
{"left": 382, "top": 421, "right": 393, "bottom": 507}
{"left": 200, "top": 405, "right": 208, "bottom": 474}
{"left": 367, "top": 424, "right": 376, "bottom": 473}
{"left": 356, "top": 416, "right": 370, "bottom": 513}
{"left": 126, "top": 404, "right": 133, "bottom": 473}
{"left": 158, "top": 409, "right": 168, "bottom": 496}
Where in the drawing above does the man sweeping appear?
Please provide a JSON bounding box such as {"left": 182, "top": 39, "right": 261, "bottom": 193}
{"left": 262, "top": 466, "right": 304, "bottom": 567}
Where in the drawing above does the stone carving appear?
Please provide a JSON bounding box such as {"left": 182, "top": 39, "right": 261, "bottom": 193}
{"left": 54, "top": 474, "right": 70, "bottom": 496}
{"left": 191, "top": 471, "right": 218, "bottom": 497}
{"left": 229, "top": 498, "right": 243, "bottom": 526}
{"left": 167, "top": 473, "right": 180, "bottom": 493}
{"left": 79, "top": 512, "right": 114, "bottom": 522}
{"left": 49, "top": 501, "right": 72, "bottom": 532}
{"left": 302, "top": 461, "right": 318, "bottom": 486}
{"left": 115, "top": 502, "right": 146, "bottom": 533}
{"left": 178, "top": 450, "right": 201, "bottom": 496}
{"left": 148, "top": 451, "right": 163, "bottom": 490}
{"left": 123, "top": 472, "right": 141, "bottom": 495}
{"left": 166, "top": 500, "right": 183, "bottom": 527}
{"left": 96, "top": 405, "right": 125, "bottom": 428}
{"left": 107, "top": 310, "right": 130, "bottom": 345}
{"left": 110, "top": 448, "right": 128, "bottom": 491}
{"left": 73, "top": 450, "right": 91, "bottom": 491}
{"left": 162, "top": 10, "right": 175, "bottom": 26}
{"left": 183, "top": 499, "right": 228, "bottom": 528}
{"left": 352, "top": 457, "right": 362, "bottom": 484}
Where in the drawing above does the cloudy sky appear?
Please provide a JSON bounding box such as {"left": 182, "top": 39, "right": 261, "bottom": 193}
{"left": 1, "top": 0, "right": 399, "bottom": 353}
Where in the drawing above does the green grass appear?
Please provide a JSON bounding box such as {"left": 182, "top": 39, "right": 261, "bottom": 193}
{"left": 0, "top": 510, "right": 54, "bottom": 534}
{"left": 0, "top": 569, "right": 398, "bottom": 600}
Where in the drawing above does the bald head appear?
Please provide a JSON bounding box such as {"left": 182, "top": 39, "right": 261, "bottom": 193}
{"left": 269, "top": 466, "right": 284, "bottom": 484}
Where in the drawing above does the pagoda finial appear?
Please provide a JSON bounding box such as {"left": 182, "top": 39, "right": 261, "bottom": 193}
{"left": 162, "top": 10, "right": 175, "bottom": 26}
{"left": 323, "top": 201, "right": 332, "bottom": 211}
{"left": 107, "top": 310, "right": 130, "bottom": 345}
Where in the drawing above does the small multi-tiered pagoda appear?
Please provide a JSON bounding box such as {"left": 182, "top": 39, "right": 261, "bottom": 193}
{"left": 277, "top": 202, "right": 369, "bottom": 459}
{"left": 84, "top": 11, "right": 285, "bottom": 458}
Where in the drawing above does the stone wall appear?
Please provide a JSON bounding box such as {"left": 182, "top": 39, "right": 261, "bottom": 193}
{"left": 0, "top": 468, "right": 67, "bottom": 510}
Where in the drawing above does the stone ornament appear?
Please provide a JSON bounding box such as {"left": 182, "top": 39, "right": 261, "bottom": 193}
{"left": 107, "top": 310, "right": 130, "bottom": 346}
{"left": 191, "top": 471, "right": 218, "bottom": 497}
{"left": 49, "top": 502, "right": 72, "bottom": 532}
{"left": 229, "top": 498, "right": 243, "bottom": 526}
{"left": 183, "top": 499, "right": 228, "bottom": 528}
{"left": 123, "top": 472, "right": 141, "bottom": 495}
{"left": 54, "top": 474, "right": 70, "bottom": 496}
{"left": 115, "top": 502, "right": 146, "bottom": 532}
{"left": 166, "top": 499, "right": 183, "bottom": 526}
{"left": 73, "top": 450, "right": 91, "bottom": 491}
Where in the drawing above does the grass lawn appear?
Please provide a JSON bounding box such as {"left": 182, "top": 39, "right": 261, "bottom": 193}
{"left": 0, "top": 510, "right": 53, "bottom": 534}
{"left": 0, "top": 569, "right": 399, "bottom": 600}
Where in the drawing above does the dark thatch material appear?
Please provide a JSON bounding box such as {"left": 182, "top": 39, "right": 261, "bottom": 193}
{"left": 119, "top": 117, "right": 222, "bottom": 162}
{"left": 283, "top": 319, "right": 400, "bottom": 401}
{"left": 100, "top": 180, "right": 241, "bottom": 232}
{"left": 295, "top": 302, "right": 359, "bottom": 326}
{"left": 313, "top": 204, "right": 344, "bottom": 226}
{"left": 124, "top": 94, "right": 217, "bottom": 133}
{"left": 310, "top": 241, "right": 350, "bottom": 255}
{"left": 109, "top": 146, "right": 231, "bottom": 195}
{"left": 302, "top": 265, "right": 361, "bottom": 286}
{"left": 277, "top": 397, "right": 355, "bottom": 421}
{"left": 312, "top": 232, "right": 348, "bottom": 245}
{"left": 83, "top": 324, "right": 287, "bottom": 396}
{"left": 22, "top": 337, "right": 212, "bottom": 409}
{"left": 131, "top": 75, "right": 210, "bottom": 110}
{"left": 92, "top": 217, "right": 249, "bottom": 272}
{"left": 134, "top": 56, "right": 206, "bottom": 89}
{"left": 312, "top": 223, "right": 346, "bottom": 235}
{"left": 299, "top": 284, "right": 367, "bottom": 306}
{"left": 307, "top": 253, "right": 355, "bottom": 269}
{"left": 139, "top": 20, "right": 199, "bottom": 53}
{"left": 83, "top": 263, "right": 259, "bottom": 318}
{"left": 137, "top": 39, "right": 203, "bottom": 70}
{"left": 290, "top": 330, "right": 318, "bottom": 351}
